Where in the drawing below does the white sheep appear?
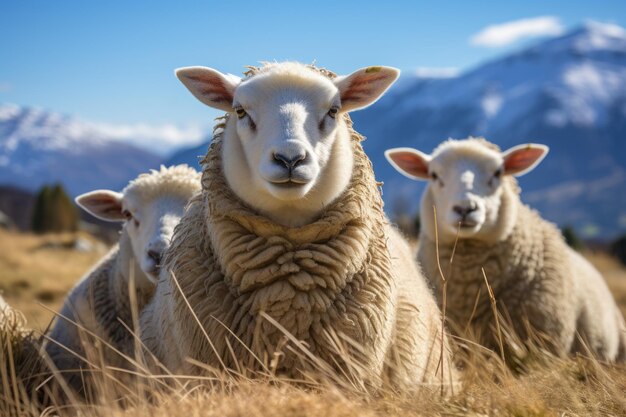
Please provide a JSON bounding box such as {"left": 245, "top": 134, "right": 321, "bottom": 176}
{"left": 385, "top": 138, "right": 626, "bottom": 361}
{"left": 140, "top": 62, "right": 457, "bottom": 392}
{"left": 46, "top": 165, "right": 201, "bottom": 390}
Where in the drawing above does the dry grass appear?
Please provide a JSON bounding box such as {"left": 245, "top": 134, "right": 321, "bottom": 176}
{"left": 1, "top": 230, "right": 625, "bottom": 416}
{"left": 0, "top": 229, "right": 109, "bottom": 330}
{"left": 584, "top": 250, "right": 626, "bottom": 318}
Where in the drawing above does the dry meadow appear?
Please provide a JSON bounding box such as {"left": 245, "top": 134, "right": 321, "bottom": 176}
{"left": 1, "top": 229, "right": 625, "bottom": 417}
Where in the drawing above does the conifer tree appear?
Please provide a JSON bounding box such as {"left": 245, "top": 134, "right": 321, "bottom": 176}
{"left": 31, "top": 184, "right": 78, "bottom": 233}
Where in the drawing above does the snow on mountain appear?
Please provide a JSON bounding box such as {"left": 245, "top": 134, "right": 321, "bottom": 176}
{"left": 0, "top": 104, "right": 162, "bottom": 196}
{"left": 165, "top": 139, "right": 210, "bottom": 169}
{"left": 350, "top": 21, "right": 626, "bottom": 238}
{"left": 111, "top": 22, "right": 626, "bottom": 238}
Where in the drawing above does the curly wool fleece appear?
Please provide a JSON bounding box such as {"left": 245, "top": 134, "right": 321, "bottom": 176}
{"left": 419, "top": 140, "right": 626, "bottom": 361}
{"left": 141, "top": 112, "right": 454, "bottom": 390}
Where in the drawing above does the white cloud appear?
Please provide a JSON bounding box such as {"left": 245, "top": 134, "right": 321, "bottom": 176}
{"left": 89, "top": 122, "right": 208, "bottom": 156}
{"left": 414, "top": 67, "right": 460, "bottom": 79}
{"left": 471, "top": 16, "right": 565, "bottom": 48}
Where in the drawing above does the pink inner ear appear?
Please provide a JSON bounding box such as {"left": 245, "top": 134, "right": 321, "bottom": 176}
{"left": 342, "top": 73, "right": 391, "bottom": 102}
{"left": 187, "top": 73, "right": 232, "bottom": 105}
{"left": 389, "top": 152, "right": 429, "bottom": 178}
{"left": 81, "top": 195, "right": 121, "bottom": 214}
{"left": 504, "top": 148, "right": 545, "bottom": 173}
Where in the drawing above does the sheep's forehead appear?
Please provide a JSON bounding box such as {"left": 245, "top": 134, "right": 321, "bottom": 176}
{"left": 235, "top": 65, "right": 337, "bottom": 107}
{"left": 122, "top": 167, "right": 200, "bottom": 207}
{"left": 122, "top": 191, "right": 189, "bottom": 215}
{"left": 431, "top": 140, "right": 502, "bottom": 174}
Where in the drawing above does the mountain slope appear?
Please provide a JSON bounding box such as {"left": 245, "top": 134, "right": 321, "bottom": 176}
{"left": 352, "top": 22, "right": 626, "bottom": 238}
{"left": 0, "top": 104, "right": 162, "bottom": 196}
{"left": 165, "top": 139, "right": 210, "bottom": 169}
{"left": 137, "top": 22, "right": 626, "bottom": 239}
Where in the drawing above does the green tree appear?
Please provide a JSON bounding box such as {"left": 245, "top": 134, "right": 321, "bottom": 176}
{"left": 562, "top": 225, "right": 585, "bottom": 251}
{"left": 49, "top": 184, "right": 78, "bottom": 232}
{"left": 413, "top": 213, "right": 421, "bottom": 237}
{"left": 31, "top": 184, "right": 78, "bottom": 233}
{"left": 611, "top": 235, "right": 626, "bottom": 266}
{"left": 31, "top": 185, "right": 52, "bottom": 233}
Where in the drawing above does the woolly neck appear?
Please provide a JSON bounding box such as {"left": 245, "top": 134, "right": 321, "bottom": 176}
{"left": 91, "top": 232, "right": 152, "bottom": 347}
{"left": 199, "top": 117, "right": 384, "bottom": 296}
{"left": 418, "top": 201, "right": 570, "bottom": 354}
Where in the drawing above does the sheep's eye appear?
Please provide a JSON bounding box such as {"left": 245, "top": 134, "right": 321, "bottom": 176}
{"left": 328, "top": 107, "right": 339, "bottom": 119}
{"left": 235, "top": 108, "right": 247, "bottom": 119}
{"left": 494, "top": 168, "right": 503, "bottom": 178}
{"left": 430, "top": 172, "right": 438, "bottom": 181}
{"left": 122, "top": 209, "right": 139, "bottom": 227}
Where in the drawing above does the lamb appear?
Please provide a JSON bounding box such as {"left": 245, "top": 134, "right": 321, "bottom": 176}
{"left": 46, "top": 165, "right": 201, "bottom": 391}
{"left": 139, "top": 62, "right": 457, "bottom": 392}
{"left": 385, "top": 138, "right": 626, "bottom": 362}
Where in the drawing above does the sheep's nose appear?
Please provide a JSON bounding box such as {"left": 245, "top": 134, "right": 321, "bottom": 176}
{"left": 453, "top": 202, "right": 478, "bottom": 218}
{"left": 147, "top": 249, "right": 162, "bottom": 266}
{"left": 273, "top": 152, "right": 306, "bottom": 170}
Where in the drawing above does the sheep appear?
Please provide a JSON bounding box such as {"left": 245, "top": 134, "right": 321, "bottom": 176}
{"left": 46, "top": 165, "right": 201, "bottom": 391}
{"left": 139, "top": 62, "right": 457, "bottom": 392}
{"left": 385, "top": 138, "right": 626, "bottom": 362}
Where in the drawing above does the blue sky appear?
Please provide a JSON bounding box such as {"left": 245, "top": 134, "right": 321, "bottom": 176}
{"left": 1, "top": 1, "right": 625, "bottom": 150}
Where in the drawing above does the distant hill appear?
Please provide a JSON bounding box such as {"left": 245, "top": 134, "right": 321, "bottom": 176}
{"left": 350, "top": 21, "right": 626, "bottom": 239}
{"left": 165, "top": 139, "right": 210, "bottom": 170}
{"left": 0, "top": 104, "right": 162, "bottom": 196}
{"left": 167, "top": 23, "right": 626, "bottom": 239}
{"left": 0, "top": 185, "right": 35, "bottom": 231}
{"left": 3, "top": 22, "right": 626, "bottom": 239}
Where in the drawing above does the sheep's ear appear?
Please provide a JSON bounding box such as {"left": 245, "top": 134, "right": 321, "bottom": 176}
{"left": 175, "top": 66, "right": 241, "bottom": 112}
{"left": 75, "top": 190, "right": 125, "bottom": 222}
{"left": 502, "top": 143, "right": 549, "bottom": 177}
{"left": 334, "top": 66, "right": 400, "bottom": 112}
{"left": 384, "top": 147, "right": 431, "bottom": 180}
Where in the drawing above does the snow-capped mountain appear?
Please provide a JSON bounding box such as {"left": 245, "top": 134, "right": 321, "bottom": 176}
{"left": 165, "top": 139, "right": 210, "bottom": 168}
{"left": 350, "top": 21, "right": 626, "bottom": 238}
{"left": 169, "top": 22, "right": 626, "bottom": 238}
{"left": 14, "top": 22, "right": 624, "bottom": 238}
{"left": 0, "top": 104, "right": 162, "bottom": 196}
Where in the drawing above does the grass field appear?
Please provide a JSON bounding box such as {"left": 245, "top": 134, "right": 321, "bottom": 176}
{"left": 1, "top": 229, "right": 625, "bottom": 416}
{"left": 0, "top": 229, "right": 109, "bottom": 330}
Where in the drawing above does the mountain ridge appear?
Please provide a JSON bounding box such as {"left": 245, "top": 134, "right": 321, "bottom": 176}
{"left": 168, "top": 22, "right": 626, "bottom": 238}
{"left": 350, "top": 21, "right": 626, "bottom": 238}
{"left": 3, "top": 22, "right": 625, "bottom": 237}
{"left": 0, "top": 104, "right": 162, "bottom": 196}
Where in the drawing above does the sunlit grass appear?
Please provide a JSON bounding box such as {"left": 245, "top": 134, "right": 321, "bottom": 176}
{"left": 1, "top": 229, "right": 625, "bottom": 416}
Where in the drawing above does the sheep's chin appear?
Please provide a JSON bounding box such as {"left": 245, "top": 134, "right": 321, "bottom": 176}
{"left": 456, "top": 224, "right": 483, "bottom": 238}
{"left": 142, "top": 270, "right": 159, "bottom": 284}
{"left": 140, "top": 260, "right": 160, "bottom": 284}
{"left": 265, "top": 181, "right": 314, "bottom": 201}
{"left": 442, "top": 221, "right": 483, "bottom": 239}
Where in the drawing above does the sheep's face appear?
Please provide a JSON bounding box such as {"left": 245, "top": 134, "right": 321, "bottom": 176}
{"left": 385, "top": 140, "right": 548, "bottom": 242}
{"left": 75, "top": 168, "right": 200, "bottom": 284}
{"left": 175, "top": 62, "right": 399, "bottom": 227}
{"left": 118, "top": 193, "right": 190, "bottom": 283}
{"left": 229, "top": 70, "right": 342, "bottom": 203}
